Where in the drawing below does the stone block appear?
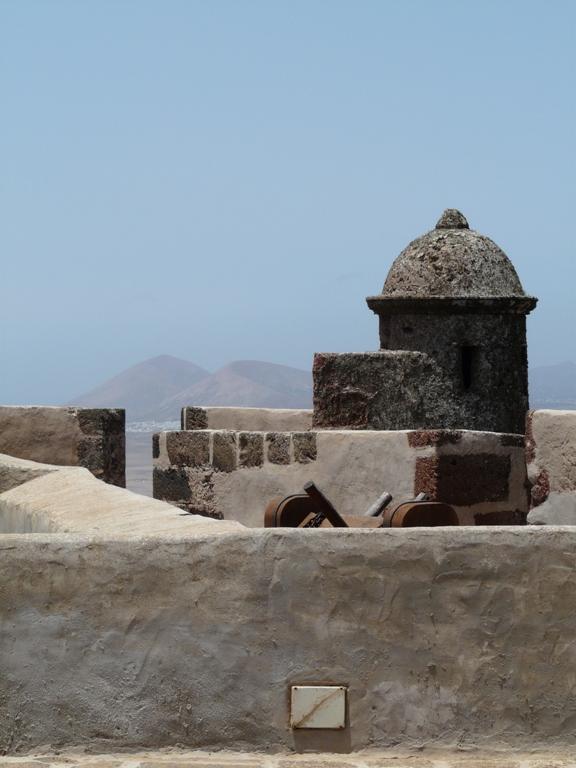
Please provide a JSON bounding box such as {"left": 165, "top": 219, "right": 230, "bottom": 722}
{"left": 166, "top": 431, "right": 210, "bottom": 467}
{"left": 212, "top": 431, "right": 237, "bottom": 472}
{"left": 408, "top": 430, "right": 462, "bottom": 448}
{"left": 239, "top": 432, "right": 264, "bottom": 468}
{"left": 313, "top": 342, "right": 528, "bottom": 434}
{"left": 266, "top": 432, "right": 291, "bottom": 465}
{"left": 182, "top": 406, "right": 208, "bottom": 430}
{"left": 0, "top": 406, "right": 125, "bottom": 487}
{"left": 180, "top": 469, "right": 221, "bottom": 518}
{"left": 153, "top": 466, "right": 191, "bottom": 502}
{"left": 77, "top": 436, "right": 105, "bottom": 473}
{"left": 77, "top": 408, "right": 124, "bottom": 436}
{"left": 293, "top": 432, "right": 317, "bottom": 463}
{"left": 313, "top": 351, "right": 453, "bottom": 431}
{"left": 414, "top": 453, "right": 511, "bottom": 505}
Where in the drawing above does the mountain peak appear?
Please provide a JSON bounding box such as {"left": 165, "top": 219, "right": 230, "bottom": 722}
{"left": 68, "top": 356, "right": 312, "bottom": 422}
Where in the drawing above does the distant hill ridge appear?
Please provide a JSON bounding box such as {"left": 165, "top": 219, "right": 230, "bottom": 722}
{"left": 68, "top": 355, "right": 575, "bottom": 424}
{"left": 68, "top": 355, "right": 313, "bottom": 422}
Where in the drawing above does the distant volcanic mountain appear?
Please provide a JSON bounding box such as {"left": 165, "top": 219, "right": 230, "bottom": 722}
{"left": 155, "top": 360, "right": 312, "bottom": 421}
{"left": 69, "top": 354, "right": 575, "bottom": 424}
{"left": 68, "top": 356, "right": 313, "bottom": 423}
{"left": 67, "top": 355, "right": 210, "bottom": 422}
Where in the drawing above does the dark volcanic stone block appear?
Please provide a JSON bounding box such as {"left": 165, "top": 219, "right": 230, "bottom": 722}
{"left": 182, "top": 469, "right": 220, "bottom": 518}
{"left": 182, "top": 407, "right": 208, "bottom": 430}
{"left": 293, "top": 432, "right": 317, "bottom": 463}
{"left": 313, "top": 351, "right": 453, "bottom": 431}
{"left": 77, "top": 408, "right": 125, "bottom": 436}
{"left": 212, "top": 431, "right": 237, "bottom": 472}
{"left": 153, "top": 466, "right": 191, "bottom": 502}
{"left": 152, "top": 433, "right": 160, "bottom": 459}
{"left": 414, "top": 453, "right": 511, "bottom": 505}
{"left": 313, "top": 345, "right": 528, "bottom": 434}
{"left": 166, "top": 431, "right": 210, "bottom": 467}
{"left": 239, "top": 432, "right": 264, "bottom": 468}
{"left": 77, "top": 408, "right": 125, "bottom": 487}
{"left": 77, "top": 436, "right": 105, "bottom": 473}
{"left": 500, "top": 434, "right": 525, "bottom": 447}
{"left": 267, "top": 432, "right": 291, "bottom": 465}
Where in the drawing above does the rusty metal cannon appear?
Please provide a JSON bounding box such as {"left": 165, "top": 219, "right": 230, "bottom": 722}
{"left": 264, "top": 481, "right": 459, "bottom": 528}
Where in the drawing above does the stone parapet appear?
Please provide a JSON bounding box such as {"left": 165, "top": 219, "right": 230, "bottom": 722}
{"left": 181, "top": 406, "right": 313, "bottom": 432}
{"left": 0, "top": 406, "right": 125, "bottom": 486}
{"left": 153, "top": 428, "right": 528, "bottom": 527}
{"left": 0, "top": 453, "right": 242, "bottom": 536}
{"left": 2, "top": 528, "right": 576, "bottom": 752}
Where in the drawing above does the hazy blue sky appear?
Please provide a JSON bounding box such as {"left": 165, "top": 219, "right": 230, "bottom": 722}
{"left": 1, "top": 0, "right": 574, "bottom": 403}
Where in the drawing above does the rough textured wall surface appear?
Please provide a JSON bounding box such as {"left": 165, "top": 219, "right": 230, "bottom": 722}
{"left": 0, "top": 454, "right": 243, "bottom": 536}
{"left": 0, "top": 406, "right": 125, "bottom": 487}
{"left": 526, "top": 409, "right": 576, "bottom": 524}
{"left": 313, "top": 344, "right": 528, "bottom": 435}
{"left": 1, "top": 528, "right": 576, "bottom": 754}
{"left": 154, "top": 429, "right": 527, "bottom": 527}
{"left": 0, "top": 453, "right": 61, "bottom": 495}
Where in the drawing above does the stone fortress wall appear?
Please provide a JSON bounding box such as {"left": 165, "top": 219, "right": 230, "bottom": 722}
{"left": 2, "top": 400, "right": 576, "bottom": 754}
{"left": 152, "top": 210, "right": 541, "bottom": 524}
{"left": 2, "top": 210, "right": 576, "bottom": 755}
{"left": 154, "top": 407, "right": 529, "bottom": 527}
{"left": 1, "top": 429, "right": 576, "bottom": 754}
{"left": 2, "top": 521, "right": 576, "bottom": 753}
{"left": 1, "top": 405, "right": 574, "bottom": 530}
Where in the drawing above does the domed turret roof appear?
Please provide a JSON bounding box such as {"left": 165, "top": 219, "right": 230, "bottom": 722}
{"left": 381, "top": 209, "right": 527, "bottom": 298}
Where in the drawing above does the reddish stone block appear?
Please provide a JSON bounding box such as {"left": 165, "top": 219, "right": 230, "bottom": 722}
{"left": 414, "top": 453, "right": 511, "bottom": 505}
{"left": 408, "top": 430, "right": 462, "bottom": 448}
{"left": 531, "top": 469, "right": 550, "bottom": 507}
